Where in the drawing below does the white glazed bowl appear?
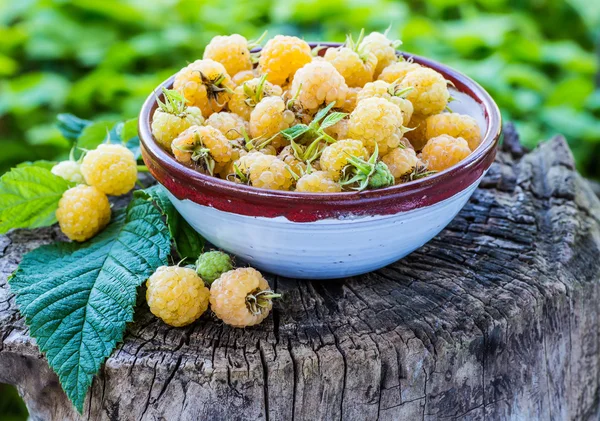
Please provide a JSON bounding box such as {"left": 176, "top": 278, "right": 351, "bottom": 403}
{"left": 139, "top": 46, "right": 501, "bottom": 279}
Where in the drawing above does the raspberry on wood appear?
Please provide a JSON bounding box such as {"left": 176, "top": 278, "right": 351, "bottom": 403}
{"left": 56, "top": 185, "right": 111, "bottom": 242}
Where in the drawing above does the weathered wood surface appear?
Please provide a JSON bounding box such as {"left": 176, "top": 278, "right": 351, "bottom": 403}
{"left": 1, "top": 127, "right": 600, "bottom": 421}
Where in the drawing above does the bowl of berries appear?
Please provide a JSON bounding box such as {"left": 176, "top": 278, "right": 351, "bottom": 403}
{"left": 138, "top": 31, "right": 501, "bottom": 279}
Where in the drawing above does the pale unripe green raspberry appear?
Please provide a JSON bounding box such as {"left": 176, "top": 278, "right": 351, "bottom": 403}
{"left": 51, "top": 161, "right": 85, "bottom": 184}
{"left": 146, "top": 266, "right": 210, "bottom": 327}
{"left": 151, "top": 106, "right": 204, "bottom": 150}
{"left": 195, "top": 251, "right": 233, "bottom": 285}
{"left": 56, "top": 185, "right": 111, "bottom": 242}
{"left": 80, "top": 144, "right": 137, "bottom": 196}
{"left": 210, "top": 267, "right": 278, "bottom": 327}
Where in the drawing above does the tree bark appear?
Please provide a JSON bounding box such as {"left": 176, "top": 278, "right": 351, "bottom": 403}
{"left": 1, "top": 127, "right": 600, "bottom": 421}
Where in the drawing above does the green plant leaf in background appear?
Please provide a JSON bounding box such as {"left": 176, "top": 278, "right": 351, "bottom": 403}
{"left": 135, "top": 185, "right": 204, "bottom": 263}
{"left": 0, "top": 166, "right": 72, "bottom": 234}
{"left": 9, "top": 198, "right": 171, "bottom": 412}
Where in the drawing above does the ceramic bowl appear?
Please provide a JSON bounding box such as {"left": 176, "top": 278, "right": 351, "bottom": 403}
{"left": 138, "top": 44, "right": 501, "bottom": 279}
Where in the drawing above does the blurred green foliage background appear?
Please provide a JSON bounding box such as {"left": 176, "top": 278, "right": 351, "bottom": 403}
{"left": 0, "top": 0, "right": 599, "bottom": 417}
{"left": 1, "top": 0, "right": 599, "bottom": 180}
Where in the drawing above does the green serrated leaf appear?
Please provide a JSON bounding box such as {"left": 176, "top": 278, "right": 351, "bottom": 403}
{"left": 0, "top": 166, "right": 72, "bottom": 234}
{"left": 320, "top": 112, "right": 348, "bottom": 130}
{"left": 56, "top": 114, "right": 92, "bottom": 142}
{"left": 135, "top": 185, "right": 204, "bottom": 262}
{"left": 76, "top": 119, "right": 119, "bottom": 151}
{"left": 281, "top": 124, "right": 310, "bottom": 141}
{"left": 312, "top": 101, "right": 336, "bottom": 124}
{"left": 9, "top": 198, "right": 170, "bottom": 413}
{"left": 121, "top": 119, "right": 140, "bottom": 160}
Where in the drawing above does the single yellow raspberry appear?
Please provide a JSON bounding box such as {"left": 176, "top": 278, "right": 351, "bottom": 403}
{"left": 210, "top": 267, "right": 280, "bottom": 327}
{"left": 381, "top": 146, "right": 419, "bottom": 180}
{"left": 290, "top": 61, "right": 349, "bottom": 112}
{"left": 323, "top": 31, "right": 377, "bottom": 88}
{"left": 425, "top": 113, "right": 481, "bottom": 151}
{"left": 320, "top": 139, "right": 368, "bottom": 180}
{"left": 347, "top": 97, "right": 405, "bottom": 156}
{"left": 236, "top": 152, "right": 294, "bottom": 190}
{"left": 203, "top": 34, "right": 253, "bottom": 77}
{"left": 232, "top": 69, "right": 257, "bottom": 87}
{"left": 359, "top": 31, "right": 402, "bottom": 78}
{"left": 399, "top": 67, "right": 449, "bottom": 116}
{"left": 51, "top": 161, "right": 85, "bottom": 184}
{"left": 357, "top": 80, "right": 413, "bottom": 125}
{"left": 151, "top": 89, "right": 204, "bottom": 150}
{"left": 378, "top": 60, "right": 421, "bottom": 83}
{"left": 258, "top": 35, "right": 312, "bottom": 86}
{"left": 171, "top": 125, "right": 235, "bottom": 172}
{"left": 56, "top": 185, "right": 111, "bottom": 242}
{"left": 80, "top": 144, "right": 137, "bottom": 196}
{"left": 421, "top": 134, "right": 471, "bottom": 171}
{"left": 228, "top": 76, "right": 283, "bottom": 121}
{"left": 206, "top": 112, "right": 248, "bottom": 141}
{"left": 173, "top": 59, "right": 234, "bottom": 118}
{"left": 249, "top": 96, "right": 291, "bottom": 146}
{"left": 296, "top": 171, "right": 341, "bottom": 192}
{"left": 146, "top": 266, "right": 210, "bottom": 327}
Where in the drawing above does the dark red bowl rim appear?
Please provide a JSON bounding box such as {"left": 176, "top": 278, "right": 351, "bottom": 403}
{"left": 139, "top": 42, "right": 501, "bottom": 221}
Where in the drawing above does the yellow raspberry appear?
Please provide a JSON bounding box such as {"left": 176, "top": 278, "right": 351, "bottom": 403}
{"left": 296, "top": 171, "right": 341, "bottom": 192}
{"left": 146, "top": 266, "right": 210, "bottom": 327}
{"left": 56, "top": 185, "right": 111, "bottom": 242}
{"left": 228, "top": 76, "right": 283, "bottom": 121}
{"left": 210, "top": 268, "right": 279, "bottom": 328}
{"left": 357, "top": 80, "right": 413, "bottom": 124}
{"left": 236, "top": 152, "right": 294, "bottom": 190}
{"left": 80, "top": 144, "right": 137, "bottom": 196}
{"left": 290, "top": 61, "right": 349, "bottom": 112}
{"left": 347, "top": 97, "right": 405, "bottom": 156}
{"left": 320, "top": 139, "right": 368, "bottom": 180}
{"left": 206, "top": 112, "right": 248, "bottom": 141}
{"left": 360, "top": 31, "right": 401, "bottom": 78}
{"left": 399, "top": 67, "right": 449, "bottom": 116}
{"left": 425, "top": 113, "right": 482, "bottom": 151}
{"left": 203, "top": 34, "right": 253, "bottom": 77}
{"left": 278, "top": 145, "right": 307, "bottom": 177}
{"left": 404, "top": 113, "right": 428, "bottom": 151}
{"left": 232, "top": 69, "right": 257, "bottom": 87}
{"left": 173, "top": 59, "right": 234, "bottom": 118}
{"left": 323, "top": 32, "right": 378, "bottom": 88}
{"left": 421, "top": 134, "right": 471, "bottom": 171}
{"left": 337, "top": 87, "right": 361, "bottom": 113}
{"left": 381, "top": 146, "right": 419, "bottom": 180}
{"left": 378, "top": 60, "right": 422, "bottom": 83}
{"left": 249, "top": 96, "right": 290, "bottom": 144}
{"left": 323, "top": 118, "right": 349, "bottom": 141}
{"left": 171, "top": 125, "right": 235, "bottom": 169}
{"left": 151, "top": 89, "right": 204, "bottom": 150}
{"left": 258, "top": 35, "right": 312, "bottom": 86}
{"left": 216, "top": 149, "right": 247, "bottom": 180}
{"left": 51, "top": 161, "right": 85, "bottom": 184}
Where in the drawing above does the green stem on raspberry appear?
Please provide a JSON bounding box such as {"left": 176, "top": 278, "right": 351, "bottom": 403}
{"left": 247, "top": 30, "right": 268, "bottom": 50}
{"left": 246, "top": 289, "right": 282, "bottom": 315}
{"left": 137, "top": 165, "right": 149, "bottom": 173}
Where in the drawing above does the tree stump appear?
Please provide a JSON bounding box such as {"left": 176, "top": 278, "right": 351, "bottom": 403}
{"left": 1, "top": 128, "right": 600, "bottom": 421}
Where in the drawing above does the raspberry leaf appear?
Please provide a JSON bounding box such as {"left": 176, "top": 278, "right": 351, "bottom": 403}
{"left": 76, "top": 119, "right": 120, "bottom": 151}
{"left": 9, "top": 198, "right": 170, "bottom": 413}
{"left": 0, "top": 166, "right": 73, "bottom": 234}
{"left": 320, "top": 112, "right": 348, "bottom": 130}
{"left": 16, "top": 160, "right": 57, "bottom": 170}
{"left": 135, "top": 185, "right": 205, "bottom": 263}
{"left": 56, "top": 113, "right": 92, "bottom": 142}
{"left": 281, "top": 124, "right": 310, "bottom": 141}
